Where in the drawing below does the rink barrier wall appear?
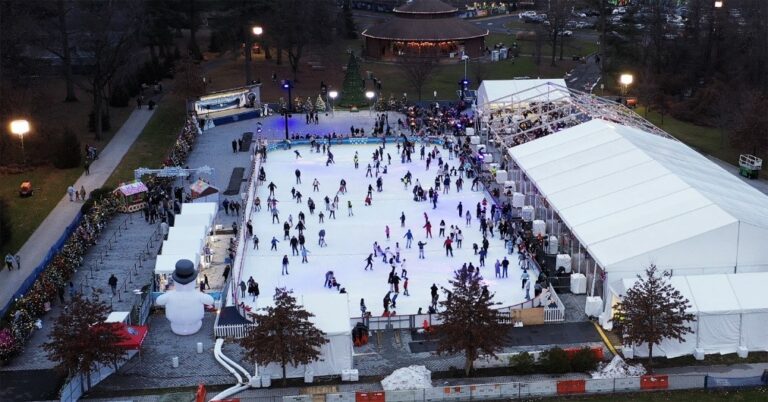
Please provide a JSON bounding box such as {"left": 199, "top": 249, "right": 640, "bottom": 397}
{"left": 276, "top": 373, "right": 762, "bottom": 402}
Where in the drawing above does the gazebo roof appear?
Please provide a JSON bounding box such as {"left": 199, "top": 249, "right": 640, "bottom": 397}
{"left": 394, "top": 0, "right": 458, "bottom": 15}
{"left": 362, "top": 17, "right": 488, "bottom": 41}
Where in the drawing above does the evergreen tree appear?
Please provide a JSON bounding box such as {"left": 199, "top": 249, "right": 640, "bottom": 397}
{"left": 436, "top": 271, "right": 507, "bottom": 375}
{"left": 611, "top": 265, "right": 695, "bottom": 373}
{"left": 239, "top": 289, "right": 328, "bottom": 385}
{"left": 315, "top": 95, "right": 326, "bottom": 112}
{"left": 43, "top": 293, "right": 127, "bottom": 388}
{"left": 339, "top": 53, "right": 366, "bottom": 107}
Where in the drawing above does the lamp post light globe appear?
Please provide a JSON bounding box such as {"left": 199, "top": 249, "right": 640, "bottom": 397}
{"left": 10, "top": 119, "right": 30, "bottom": 165}
{"left": 365, "top": 91, "right": 375, "bottom": 116}
{"left": 619, "top": 73, "right": 634, "bottom": 96}
{"left": 714, "top": 1, "right": 723, "bottom": 8}
{"left": 252, "top": 26, "right": 263, "bottom": 36}
{"left": 328, "top": 91, "right": 338, "bottom": 117}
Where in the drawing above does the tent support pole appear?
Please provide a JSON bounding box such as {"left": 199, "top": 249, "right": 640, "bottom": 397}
{"left": 589, "top": 261, "right": 597, "bottom": 297}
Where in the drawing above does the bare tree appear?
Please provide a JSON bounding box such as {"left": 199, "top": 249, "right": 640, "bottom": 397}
{"left": 547, "top": 0, "right": 571, "bottom": 66}
{"left": 436, "top": 271, "right": 506, "bottom": 376}
{"left": 399, "top": 58, "right": 436, "bottom": 102}
{"left": 28, "top": 0, "right": 79, "bottom": 102}
{"left": 239, "top": 289, "right": 328, "bottom": 385}
{"left": 272, "top": 0, "right": 336, "bottom": 81}
{"left": 611, "top": 265, "right": 695, "bottom": 373}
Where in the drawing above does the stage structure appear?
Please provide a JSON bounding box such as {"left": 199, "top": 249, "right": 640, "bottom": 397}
{"left": 362, "top": 0, "right": 488, "bottom": 59}
{"left": 195, "top": 84, "right": 262, "bottom": 129}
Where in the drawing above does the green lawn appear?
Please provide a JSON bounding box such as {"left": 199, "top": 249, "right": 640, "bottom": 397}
{"left": 0, "top": 168, "right": 83, "bottom": 255}
{"left": 555, "top": 388, "right": 767, "bottom": 401}
{"left": 635, "top": 106, "right": 742, "bottom": 165}
{"left": 105, "top": 94, "right": 187, "bottom": 188}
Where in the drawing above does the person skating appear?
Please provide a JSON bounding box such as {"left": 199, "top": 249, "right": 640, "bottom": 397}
{"left": 521, "top": 269, "right": 529, "bottom": 289}
{"left": 271, "top": 236, "right": 279, "bottom": 251}
{"left": 423, "top": 220, "right": 432, "bottom": 238}
{"left": 329, "top": 202, "right": 336, "bottom": 219}
{"left": 301, "top": 247, "right": 310, "bottom": 263}
{"left": 403, "top": 229, "right": 413, "bottom": 248}
{"left": 272, "top": 207, "right": 280, "bottom": 223}
{"left": 364, "top": 254, "right": 374, "bottom": 270}
{"left": 392, "top": 274, "right": 401, "bottom": 293}
{"left": 268, "top": 181, "right": 277, "bottom": 196}
{"left": 283, "top": 221, "right": 291, "bottom": 240}
{"left": 417, "top": 241, "right": 427, "bottom": 259}
{"left": 400, "top": 259, "right": 407, "bottom": 278}
{"left": 347, "top": 200, "right": 354, "bottom": 216}
{"left": 313, "top": 178, "right": 320, "bottom": 192}
{"left": 456, "top": 230, "right": 464, "bottom": 248}
{"left": 318, "top": 229, "right": 327, "bottom": 247}
{"left": 479, "top": 248, "right": 487, "bottom": 267}
{"left": 502, "top": 257, "right": 510, "bottom": 278}
{"left": 324, "top": 270, "right": 334, "bottom": 288}
{"left": 443, "top": 237, "right": 454, "bottom": 257}
{"left": 466, "top": 210, "right": 472, "bottom": 226}
{"left": 430, "top": 283, "right": 438, "bottom": 307}
{"left": 383, "top": 292, "right": 391, "bottom": 314}
{"left": 280, "top": 254, "right": 288, "bottom": 275}
{"left": 391, "top": 291, "right": 399, "bottom": 308}
{"left": 366, "top": 164, "right": 373, "bottom": 177}
{"left": 439, "top": 220, "right": 446, "bottom": 237}
{"left": 403, "top": 277, "right": 409, "bottom": 296}
{"left": 318, "top": 211, "right": 325, "bottom": 223}
{"left": 495, "top": 259, "right": 501, "bottom": 278}
{"left": 400, "top": 212, "right": 406, "bottom": 227}
{"left": 339, "top": 179, "right": 347, "bottom": 194}
{"left": 385, "top": 225, "right": 390, "bottom": 240}
{"left": 457, "top": 202, "right": 463, "bottom": 218}
{"left": 290, "top": 236, "right": 299, "bottom": 256}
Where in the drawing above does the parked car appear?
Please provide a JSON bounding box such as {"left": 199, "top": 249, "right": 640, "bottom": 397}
{"left": 519, "top": 11, "right": 537, "bottom": 19}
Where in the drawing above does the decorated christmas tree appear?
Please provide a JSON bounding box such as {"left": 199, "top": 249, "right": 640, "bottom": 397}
{"left": 339, "top": 52, "right": 366, "bottom": 107}
{"left": 315, "top": 95, "right": 326, "bottom": 112}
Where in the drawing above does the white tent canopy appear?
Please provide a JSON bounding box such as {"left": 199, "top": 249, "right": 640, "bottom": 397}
{"left": 507, "top": 119, "right": 768, "bottom": 279}
{"left": 154, "top": 253, "right": 201, "bottom": 275}
{"left": 180, "top": 202, "right": 217, "bottom": 227}
{"left": 609, "top": 272, "right": 768, "bottom": 358}
{"left": 167, "top": 225, "right": 207, "bottom": 243}
{"left": 161, "top": 238, "right": 204, "bottom": 257}
{"left": 259, "top": 293, "right": 352, "bottom": 379}
{"left": 173, "top": 213, "right": 213, "bottom": 233}
{"left": 477, "top": 79, "right": 569, "bottom": 111}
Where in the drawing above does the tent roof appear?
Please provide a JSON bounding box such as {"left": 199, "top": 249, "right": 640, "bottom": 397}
{"left": 617, "top": 272, "right": 768, "bottom": 315}
{"left": 300, "top": 293, "right": 351, "bottom": 335}
{"left": 477, "top": 79, "right": 569, "bottom": 107}
{"left": 181, "top": 202, "right": 218, "bottom": 217}
{"left": 161, "top": 239, "right": 203, "bottom": 257}
{"left": 155, "top": 253, "right": 200, "bottom": 274}
{"left": 362, "top": 17, "right": 487, "bottom": 41}
{"left": 509, "top": 119, "right": 768, "bottom": 269}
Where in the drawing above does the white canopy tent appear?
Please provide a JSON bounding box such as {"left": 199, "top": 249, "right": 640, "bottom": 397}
{"left": 259, "top": 293, "right": 353, "bottom": 379}
{"left": 161, "top": 238, "right": 204, "bottom": 257}
{"left": 477, "top": 79, "right": 569, "bottom": 111}
{"left": 167, "top": 225, "right": 208, "bottom": 244}
{"left": 180, "top": 202, "right": 218, "bottom": 226}
{"left": 609, "top": 272, "right": 768, "bottom": 358}
{"left": 173, "top": 213, "right": 213, "bottom": 233}
{"left": 154, "top": 253, "right": 201, "bottom": 275}
{"left": 508, "top": 119, "right": 768, "bottom": 281}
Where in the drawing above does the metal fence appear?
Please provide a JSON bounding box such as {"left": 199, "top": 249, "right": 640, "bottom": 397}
{"left": 59, "top": 350, "right": 138, "bottom": 402}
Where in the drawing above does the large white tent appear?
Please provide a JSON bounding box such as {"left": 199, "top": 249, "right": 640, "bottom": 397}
{"left": 258, "top": 293, "right": 352, "bottom": 379}
{"left": 154, "top": 253, "right": 201, "bottom": 275}
{"left": 508, "top": 119, "right": 768, "bottom": 280}
{"left": 180, "top": 202, "right": 217, "bottom": 227}
{"left": 610, "top": 272, "right": 768, "bottom": 358}
{"left": 477, "top": 79, "right": 569, "bottom": 110}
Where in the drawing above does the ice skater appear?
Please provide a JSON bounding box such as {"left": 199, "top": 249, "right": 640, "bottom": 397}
{"left": 324, "top": 270, "right": 334, "bottom": 288}
{"left": 400, "top": 212, "right": 406, "bottom": 227}
{"left": 457, "top": 202, "right": 463, "bottom": 218}
{"left": 347, "top": 200, "right": 354, "bottom": 216}
{"left": 271, "top": 236, "right": 279, "bottom": 251}
{"left": 385, "top": 225, "right": 390, "bottom": 240}
{"left": 364, "top": 254, "right": 374, "bottom": 270}
{"left": 281, "top": 255, "right": 289, "bottom": 275}
{"left": 423, "top": 220, "right": 432, "bottom": 238}
{"left": 403, "top": 229, "right": 413, "bottom": 248}
{"left": 465, "top": 210, "right": 472, "bottom": 226}
{"left": 417, "top": 241, "right": 427, "bottom": 259}
{"left": 318, "top": 229, "right": 327, "bottom": 247}
{"left": 443, "top": 237, "right": 454, "bottom": 257}
{"left": 301, "top": 247, "right": 310, "bottom": 263}
{"left": 294, "top": 150, "right": 302, "bottom": 159}
{"left": 268, "top": 181, "right": 277, "bottom": 196}
{"left": 313, "top": 178, "right": 320, "bottom": 192}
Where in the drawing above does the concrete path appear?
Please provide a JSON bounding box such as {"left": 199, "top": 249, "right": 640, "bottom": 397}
{"left": 0, "top": 107, "right": 156, "bottom": 314}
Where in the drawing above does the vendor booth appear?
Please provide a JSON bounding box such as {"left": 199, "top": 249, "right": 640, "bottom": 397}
{"left": 113, "top": 181, "right": 148, "bottom": 213}
{"left": 155, "top": 253, "right": 201, "bottom": 291}
{"left": 195, "top": 85, "right": 262, "bottom": 129}
{"left": 610, "top": 272, "right": 768, "bottom": 358}
{"left": 258, "top": 293, "right": 353, "bottom": 379}
{"left": 190, "top": 178, "right": 220, "bottom": 203}
{"left": 477, "top": 79, "right": 569, "bottom": 111}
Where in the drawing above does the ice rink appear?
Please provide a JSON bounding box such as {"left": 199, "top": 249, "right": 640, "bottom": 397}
{"left": 241, "top": 142, "right": 535, "bottom": 317}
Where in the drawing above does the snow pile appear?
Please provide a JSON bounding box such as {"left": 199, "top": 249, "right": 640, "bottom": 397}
{"left": 591, "top": 355, "right": 646, "bottom": 379}
{"left": 381, "top": 365, "right": 433, "bottom": 390}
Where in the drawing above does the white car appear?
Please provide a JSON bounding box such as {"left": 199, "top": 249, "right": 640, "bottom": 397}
{"left": 519, "top": 11, "right": 537, "bottom": 19}
{"left": 559, "top": 30, "right": 573, "bottom": 37}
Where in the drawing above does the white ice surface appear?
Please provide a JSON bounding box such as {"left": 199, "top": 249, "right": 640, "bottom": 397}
{"left": 241, "top": 143, "right": 534, "bottom": 316}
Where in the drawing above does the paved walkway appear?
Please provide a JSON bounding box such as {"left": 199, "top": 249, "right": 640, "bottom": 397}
{"left": 0, "top": 107, "right": 156, "bottom": 315}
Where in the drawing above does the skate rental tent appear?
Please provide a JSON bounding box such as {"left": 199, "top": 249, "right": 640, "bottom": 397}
{"left": 258, "top": 293, "right": 353, "bottom": 380}
{"left": 609, "top": 272, "right": 768, "bottom": 358}
{"left": 476, "top": 79, "right": 569, "bottom": 111}
{"left": 505, "top": 118, "right": 768, "bottom": 332}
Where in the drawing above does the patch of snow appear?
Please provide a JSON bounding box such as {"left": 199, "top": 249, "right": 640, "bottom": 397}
{"left": 590, "top": 355, "right": 646, "bottom": 379}
{"left": 381, "top": 365, "right": 433, "bottom": 390}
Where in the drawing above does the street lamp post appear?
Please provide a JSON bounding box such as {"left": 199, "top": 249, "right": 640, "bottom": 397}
{"left": 328, "top": 91, "right": 338, "bottom": 117}
{"left": 365, "top": 91, "right": 375, "bottom": 116}
{"left": 619, "top": 73, "right": 634, "bottom": 96}
{"left": 10, "top": 119, "right": 30, "bottom": 165}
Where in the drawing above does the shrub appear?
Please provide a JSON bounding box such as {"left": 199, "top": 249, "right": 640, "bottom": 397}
{"left": 52, "top": 128, "right": 82, "bottom": 169}
{"left": 540, "top": 347, "right": 571, "bottom": 374}
{"left": 510, "top": 351, "right": 536, "bottom": 374}
{"left": 89, "top": 186, "right": 115, "bottom": 201}
{"left": 571, "top": 347, "right": 599, "bottom": 372}
{"left": 0, "top": 197, "right": 11, "bottom": 248}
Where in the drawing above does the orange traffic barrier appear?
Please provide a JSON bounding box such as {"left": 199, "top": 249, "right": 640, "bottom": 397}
{"left": 557, "top": 379, "right": 586, "bottom": 394}
{"left": 640, "top": 375, "right": 669, "bottom": 390}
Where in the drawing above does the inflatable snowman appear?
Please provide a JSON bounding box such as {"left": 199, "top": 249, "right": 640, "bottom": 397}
{"left": 156, "top": 259, "right": 214, "bottom": 335}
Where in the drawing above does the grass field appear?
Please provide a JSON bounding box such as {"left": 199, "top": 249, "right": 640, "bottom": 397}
{"left": 0, "top": 168, "right": 83, "bottom": 256}
{"left": 105, "top": 93, "right": 188, "bottom": 188}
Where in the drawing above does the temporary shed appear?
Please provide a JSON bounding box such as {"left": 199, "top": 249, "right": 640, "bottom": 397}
{"left": 258, "top": 293, "right": 353, "bottom": 379}
{"left": 507, "top": 119, "right": 768, "bottom": 287}
{"left": 161, "top": 238, "right": 204, "bottom": 257}
{"left": 609, "top": 272, "right": 768, "bottom": 358}
{"left": 167, "top": 225, "right": 207, "bottom": 243}
{"left": 181, "top": 202, "right": 217, "bottom": 224}
{"left": 173, "top": 213, "right": 213, "bottom": 234}
{"left": 477, "top": 79, "right": 569, "bottom": 110}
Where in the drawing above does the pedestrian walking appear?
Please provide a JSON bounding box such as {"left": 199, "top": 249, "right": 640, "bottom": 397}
{"left": 281, "top": 255, "right": 289, "bottom": 275}
{"left": 108, "top": 274, "right": 118, "bottom": 296}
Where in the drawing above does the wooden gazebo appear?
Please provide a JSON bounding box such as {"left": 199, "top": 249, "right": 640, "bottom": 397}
{"left": 362, "top": 0, "right": 488, "bottom": 60}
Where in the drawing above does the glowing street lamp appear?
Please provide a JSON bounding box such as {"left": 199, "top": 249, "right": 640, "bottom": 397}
{"left": 365, "top": 91, "right": 375, "bottom": 116}
{"left": 252, "top": 26, "right": 263, "bottom": 36}
{"left": 619, "top": 73, "right": 634, "bottom": 96}
{"left": 714, "top": 1, "right": 723, "bottom": 8}
{"left": 328, "top": 91, "right": 338, "bottom": 117}
{"left": 10, "top": 119, "right": 30, "bottom": 165}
